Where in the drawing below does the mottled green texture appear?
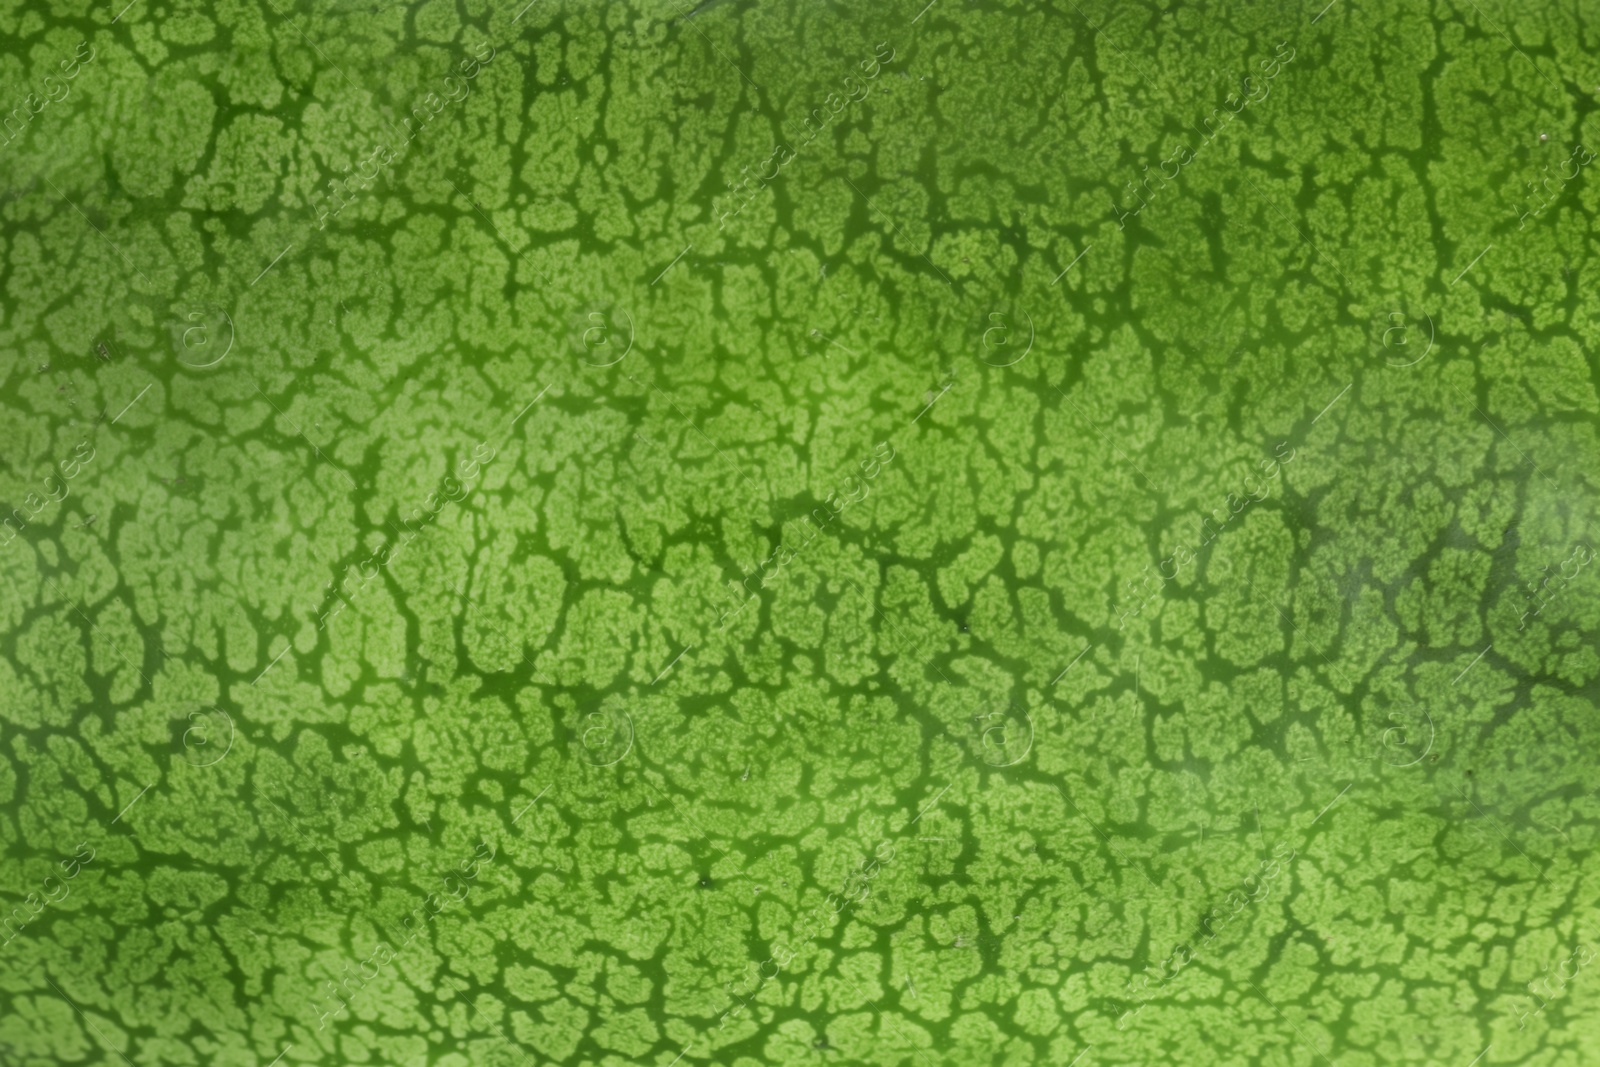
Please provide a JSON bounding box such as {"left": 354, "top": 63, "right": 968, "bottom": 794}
{"left": 1, "top": 0, "right": 1599, "bottom": 1064}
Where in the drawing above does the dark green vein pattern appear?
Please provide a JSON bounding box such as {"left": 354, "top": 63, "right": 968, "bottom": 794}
{"left": 0, "top": 0, "right": 1598, "bottom": 1064}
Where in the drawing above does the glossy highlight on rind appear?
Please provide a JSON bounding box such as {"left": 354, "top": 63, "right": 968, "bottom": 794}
{"left": 0, "top": 0, "right": 1598, "bottom": 1065}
